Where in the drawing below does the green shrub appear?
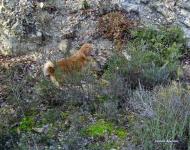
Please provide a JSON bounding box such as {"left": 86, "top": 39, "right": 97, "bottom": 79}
{"left": 104, "top": 26, "right": 186, "bottom": 89}
{"left": 131, "top": 27, "right": 186, "bottom": 65}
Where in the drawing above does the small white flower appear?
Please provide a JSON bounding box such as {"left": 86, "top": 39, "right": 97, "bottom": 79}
{"left": 39, "top": 2, "right": 44, "bottom": 8}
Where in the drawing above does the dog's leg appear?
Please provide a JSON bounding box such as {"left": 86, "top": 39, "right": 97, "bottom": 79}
{"left": 50, "top": 75, "right": 60, "bottom": 87}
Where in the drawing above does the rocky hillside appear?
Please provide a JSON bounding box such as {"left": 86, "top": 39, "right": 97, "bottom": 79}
{"left": 0, "top": 0, "right": 190, "bottom": 150}
{"left": 1, "top": 0, "right": 190, "bottom": 55}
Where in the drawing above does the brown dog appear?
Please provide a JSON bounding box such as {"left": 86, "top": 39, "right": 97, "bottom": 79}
{"left": 43, "top": 43, "right": 94, "bottom": 86}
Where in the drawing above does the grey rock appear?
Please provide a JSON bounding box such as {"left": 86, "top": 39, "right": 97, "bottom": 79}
{"left": 122, "top": 3, "right": 140, "bottom": 12}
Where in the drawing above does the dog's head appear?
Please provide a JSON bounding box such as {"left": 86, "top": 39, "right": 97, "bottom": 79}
{"left": 80, "top": 43, "right": 96, "bottom": 58}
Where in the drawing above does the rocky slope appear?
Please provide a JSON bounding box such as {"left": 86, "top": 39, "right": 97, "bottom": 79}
{"left": 0, "top": 0, "right": 190, "bottom": 56}
{"left": 0, "top": 0, "right": 190, "bottom": 79}
{"left": 121, "top": 0, "right": 190, "bottom": 47}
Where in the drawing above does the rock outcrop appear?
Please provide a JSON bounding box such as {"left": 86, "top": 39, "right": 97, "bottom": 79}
{"left": 120, "top": 0, "right": 190, "bottom": 47}
{"left": 0, "top": 0, "right": 190, "bottom": 55}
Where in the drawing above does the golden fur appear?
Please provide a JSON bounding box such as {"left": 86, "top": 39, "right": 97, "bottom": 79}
{"left": 43, "top": 43, "right": 94, "bottom": 86}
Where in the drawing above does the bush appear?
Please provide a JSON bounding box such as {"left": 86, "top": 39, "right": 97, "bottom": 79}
{"left": 131, "top": 27, "right": 186, "bottom": 65}
{"left": 104, "top": 26, "right": 186, "bottom": 89}
{"left": 128, "top": 83, "right": 190, "bottom": 149}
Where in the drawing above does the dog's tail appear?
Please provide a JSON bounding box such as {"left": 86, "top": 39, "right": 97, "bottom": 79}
{"left": 43, "top": 61, "right": 59, "bottom": 87}
{"left": 43, "top": 61, "right": 55, "bottom": 77}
